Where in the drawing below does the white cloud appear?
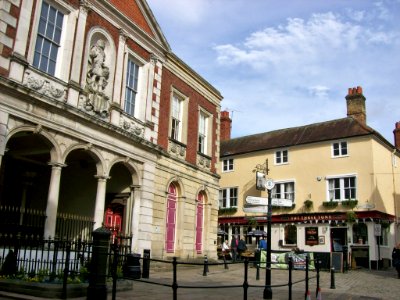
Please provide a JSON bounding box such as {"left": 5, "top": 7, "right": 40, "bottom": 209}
{"left": 308, "top": 86, "right": 330, "bottom": 98}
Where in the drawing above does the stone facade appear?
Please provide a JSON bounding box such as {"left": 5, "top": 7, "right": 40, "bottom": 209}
{"left": 0, "top": 0, "right": 222, "bottom": 259}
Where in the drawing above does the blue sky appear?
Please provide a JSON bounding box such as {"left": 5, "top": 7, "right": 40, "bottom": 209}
{"left": 147, "top": 0, "right": 400, "bottom": 143}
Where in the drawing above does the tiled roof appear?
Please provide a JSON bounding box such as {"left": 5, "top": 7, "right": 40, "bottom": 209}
{"left": 221, "top": 117, "right": 380, "bottom": 157}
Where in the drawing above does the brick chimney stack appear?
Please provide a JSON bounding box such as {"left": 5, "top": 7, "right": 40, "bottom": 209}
{"left": 220, "top": 110, "right": 232, "bottom": 141}
{"left": 345, "top": 86, "right": 366, "bottom": 125}
{"left": 394, "top": 122, "right": 400, "bottom": 150}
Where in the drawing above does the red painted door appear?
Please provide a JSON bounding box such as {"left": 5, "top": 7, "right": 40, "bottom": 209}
{"left": 165, "top": 185, "right": 177, "bottom": 252}
{"left": 105, "top": 206, "right": 123, "bottom": 239}
{"left": 195, "top": 193, "right": 204, "bottom": 253}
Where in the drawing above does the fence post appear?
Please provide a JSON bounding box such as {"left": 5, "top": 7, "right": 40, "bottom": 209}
{"left": 62, "top": 241, "right": 71, "bottom": 299}
{"left": 330, "top": 267, "right": 336, "bottom": 289}
{"left": 87, "top": 227, "right": 111, "bottom": 300}
{"left": 304, "top": 255, "right": 309, "bottom": 300}
{"left": 203, "top": 255, "right": 209, "bottom": 276}
{"left": 172, "top": 257, "right": 178, "bottom": 300}
{"left": 111, "top": 243, "right": 119, "bottom": 300}
{"left": 243, "top": 258, "right": 249, "bottom": 300}
{"left": 315, "top": 260, "right": 320, "bottom": 297}
{"left": 256, "top": 263, "right": 260, "bottom": 280}
{"left": 142, "top": 249, "right": 150, "bottom": 278}
{"left": 288, "top": 257, "right": 293, "bottom": 300}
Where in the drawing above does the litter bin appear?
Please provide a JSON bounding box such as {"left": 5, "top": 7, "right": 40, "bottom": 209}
{"left": 142, "top": 249, "right": 150, "bottom": 278}
{"left": 123, "top": 253, "right": 141, "bottom": 279}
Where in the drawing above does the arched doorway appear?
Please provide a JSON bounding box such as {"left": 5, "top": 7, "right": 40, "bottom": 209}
{"left": 165, "top": 183, "right": 177, "bottom": 253}
{"left": 0, "top": 131, "right": 52, "bottom": 237}
{"left": 105, "top": 162, "right": 134, "bottom": 240}
{"left": 57, "top": 149, "right": 98, "bottom": 240}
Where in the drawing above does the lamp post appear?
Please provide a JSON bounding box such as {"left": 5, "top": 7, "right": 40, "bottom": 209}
{"left": 254, "top": 159, "right": 274, "bottom": 299}
{"left": 263, "top": 178, "right": 274, "bottom": 299}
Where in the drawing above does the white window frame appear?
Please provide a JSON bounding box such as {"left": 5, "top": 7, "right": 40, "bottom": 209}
{"left": 326, "top": 174, "right": 357, "bottom": 201}
{"left": 122, "top": 53, "right": 146, "bottom": 119}
{"left": 198, "top": 108, "right": 212, "bottom": 155}
{"left": 222, "top": 158, "right": 234, "bottom": 172}
{"left": 169, "top": 89, "right": 188, "bottom": 144}
{"left": 332, "top": 141, "right": 348, "bottom": 158}
{"left": 28, "top": 0, "right": 75, "bottom": 81}
{"left": 219, "top": 187, "right": 238, "bottom": 208}
{"left": 272, "top": 180, "right": 295, "bottom": 202}
{"left": 275, "top": 149, "right": 288, "bottom": 165}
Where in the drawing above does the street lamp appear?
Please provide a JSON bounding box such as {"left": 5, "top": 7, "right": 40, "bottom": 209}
{"left": 253, "top": 159, "right": 274, "bottom": 299}
{"left": 263, "top": 178, "right": 274, "bottom": 299}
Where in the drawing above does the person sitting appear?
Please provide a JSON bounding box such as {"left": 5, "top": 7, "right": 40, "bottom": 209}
{"left": 222, "top": 240, "right": 230, "bottom": 259}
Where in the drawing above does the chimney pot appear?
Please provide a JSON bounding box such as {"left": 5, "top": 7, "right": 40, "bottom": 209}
{"left": 220, "top": 110, "right": 232, "bottom": 141}
{"left": 394, "top": 122, "right": 400, "bottom": 150}
{"left": 345, "top": 86, "right": 366, "bottom": 125}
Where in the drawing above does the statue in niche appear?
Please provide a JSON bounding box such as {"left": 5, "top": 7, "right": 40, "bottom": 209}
{"left": 85, "top": 39, "right": 110, "bottom": 117}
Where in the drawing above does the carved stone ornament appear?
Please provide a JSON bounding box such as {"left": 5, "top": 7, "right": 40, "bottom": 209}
{"left": 119, "top": 117, "right": 144, "bottom": 137}
{"left": 84, "top": 39, "right": 110, "bottom": 118}
{"left": 24, "top": 71, "right": 66, "bottom": 101}
{"left": 169, "top": 140, "right": 186, "bottom": 158}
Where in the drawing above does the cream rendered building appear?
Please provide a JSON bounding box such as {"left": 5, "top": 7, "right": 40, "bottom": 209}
{"left": 219, "top": 87, "right": 400, "bottom": 269}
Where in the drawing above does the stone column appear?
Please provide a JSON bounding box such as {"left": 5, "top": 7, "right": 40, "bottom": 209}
{"left": 0, "top": 110, "right": 9, "bottom": 168}
{"left": 44, "top": 163, "right": 65, "bottom": 238}
{"left": 93, "top": 175, "right": 109, "bottom": 229}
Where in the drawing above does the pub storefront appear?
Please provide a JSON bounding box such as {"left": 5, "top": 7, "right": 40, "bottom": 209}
{"left": 219, "top": 210, "right": 396, "bottom": 270}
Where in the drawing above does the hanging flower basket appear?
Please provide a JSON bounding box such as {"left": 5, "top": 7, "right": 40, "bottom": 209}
{"left": 304, "top": 200, "right": 313, "bottom": 209}
{"left": 322, "top": 201, "right": 338, "bottom": 208}
{"left": 218, "top": 207, "right": 237, "bottom": 215}
{"left": 346, "top": 211, "right": 357, "bottom": 223}
{"left": 341, "top": 200, "right": 358, "bottom": 209}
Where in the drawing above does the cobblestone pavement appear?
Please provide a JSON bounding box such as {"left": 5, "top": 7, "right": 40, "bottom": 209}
{"left": 0, "top": 262, "right": 398, "bottom": 299}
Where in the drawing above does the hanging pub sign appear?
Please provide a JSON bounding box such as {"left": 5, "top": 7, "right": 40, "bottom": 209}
{"left": 305, "top": 227, "right": 318, "bottom": 246}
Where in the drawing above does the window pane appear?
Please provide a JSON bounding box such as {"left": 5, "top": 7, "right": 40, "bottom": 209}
{"left": 34, "top": 2, "right": 64, "bottom": 75}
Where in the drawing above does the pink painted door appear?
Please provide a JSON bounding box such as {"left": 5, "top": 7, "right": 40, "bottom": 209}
{"left": 195, "top": 193, "right": 204, "bottom": 253}
{"left": 165, "top": 185, "right": 177, "bottom": 252}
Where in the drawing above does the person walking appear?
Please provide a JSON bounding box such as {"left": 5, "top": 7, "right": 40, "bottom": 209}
{"left": 392, "top": 242, "right": 400, "bottom": 278}
{"left": 230, "top": 236, "right": 238, "bottom": 262}
{"left": 237, "top": 237, "right": 247, "bottom": 261}
{"left": 259, "top": 237, "right": 267, "bottom": 251}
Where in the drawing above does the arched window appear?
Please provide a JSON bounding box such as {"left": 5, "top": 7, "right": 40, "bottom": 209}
{"left": 165, "top": 184, "right": 177, "bottom": 252}
{"left": 195, "top": 192, "right": 205, "bottom": 253}
{"left": 284, "top": 224, "right": 297, "bottom": 245}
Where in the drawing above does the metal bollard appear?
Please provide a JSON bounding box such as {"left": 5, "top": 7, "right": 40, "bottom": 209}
{"left": 330, "top": 267, "right": 336, "bottom": 289}
{"left": 256, "top": 263, "right": 260, "bottom": 280}
{"left": 223, "top": 253, "right": 229, "bottom": 269}
{"left": 203, "top": 255, "right": 209, "bottom": 276}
